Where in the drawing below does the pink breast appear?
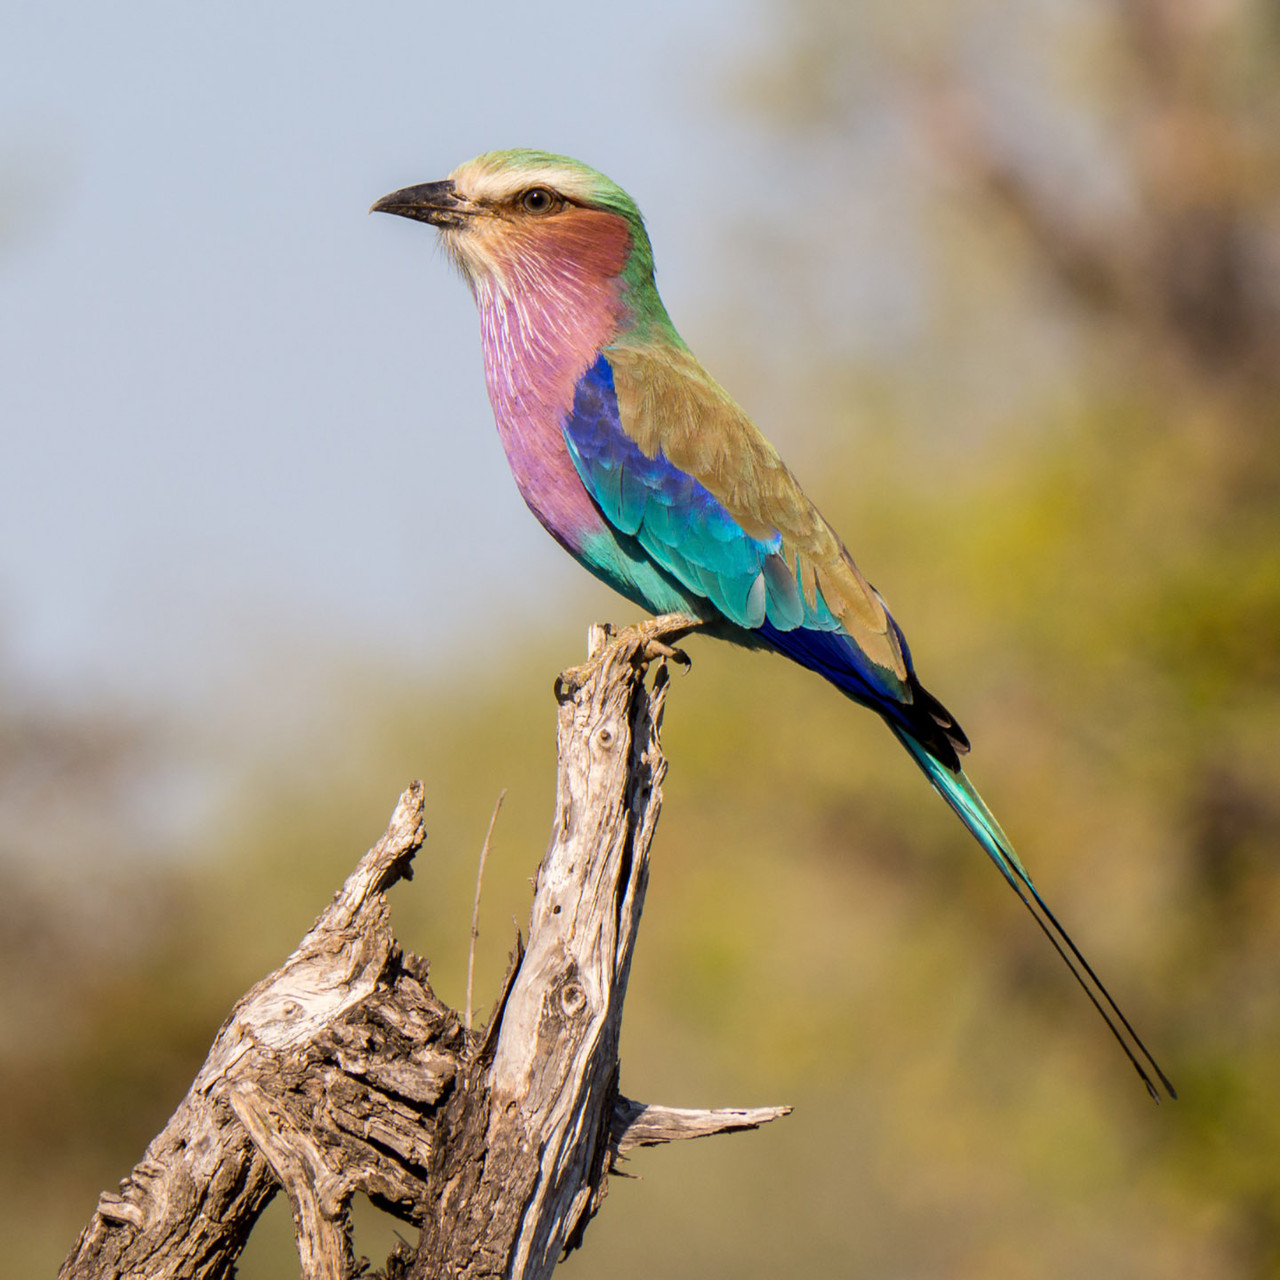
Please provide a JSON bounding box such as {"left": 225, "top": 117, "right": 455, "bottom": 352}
{"left": 472, "top": 210, "right": 632, "bottom": 550}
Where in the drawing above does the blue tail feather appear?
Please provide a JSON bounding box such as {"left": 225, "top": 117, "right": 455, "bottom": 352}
{"left": 751, "top": 604, "right": 1174, "bottom": 1098}
{"left": 889, "top": 724, "right": 1177, "bottom": 1102}
{"left": 889, "top": 726, "right": 1032, "bottom": 891}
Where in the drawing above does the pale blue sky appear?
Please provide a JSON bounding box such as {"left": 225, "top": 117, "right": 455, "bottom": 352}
{"left": 1, "top": 0, "right": 767, "bottom": 702}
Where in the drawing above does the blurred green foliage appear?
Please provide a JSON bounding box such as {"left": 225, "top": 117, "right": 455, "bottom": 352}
{"left": 7, "top": 2, "right": 1280, "bottom": 1276}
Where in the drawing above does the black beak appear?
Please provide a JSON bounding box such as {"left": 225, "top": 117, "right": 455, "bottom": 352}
{"left": 370, "top": 180, "right": 471, "bottom": 228}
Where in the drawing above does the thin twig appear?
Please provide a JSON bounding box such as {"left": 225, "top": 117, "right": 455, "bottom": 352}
{"left": 466, "top": 789, "right": 506, "bottom": 1032}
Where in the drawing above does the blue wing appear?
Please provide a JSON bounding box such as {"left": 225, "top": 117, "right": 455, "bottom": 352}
{"left": 562, "top": 354, "right": 966, "bottom": 762}
{"left": 563, "top": 354, "right": 822, "bottom": 631}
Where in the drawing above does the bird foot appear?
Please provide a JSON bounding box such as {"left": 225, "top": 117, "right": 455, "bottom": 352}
{"left": 630, "top": 616, "right": 697, "bottom": 667}
{"left": 555, "top": 614, "right": 702, "bottom": 702}
{"left": 627, "top": 613, "right": 702, "bottom": 668}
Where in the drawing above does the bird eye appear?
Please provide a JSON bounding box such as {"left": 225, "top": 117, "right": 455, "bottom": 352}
{"left": 521, "top": 187, "right": 558, "bottom": 215}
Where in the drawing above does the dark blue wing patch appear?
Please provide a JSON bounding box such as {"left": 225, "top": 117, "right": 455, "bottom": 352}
{"left": 759, "top": 616, "right": 969, "bottom": 768}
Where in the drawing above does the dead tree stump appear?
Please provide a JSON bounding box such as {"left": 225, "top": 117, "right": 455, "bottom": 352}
{"left": 59, "top": 618, "right": 790, "bottom": 1280}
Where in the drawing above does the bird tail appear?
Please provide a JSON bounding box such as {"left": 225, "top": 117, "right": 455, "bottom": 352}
{"left": 889, "top": 724, "right": 1176, "bottom": 1102}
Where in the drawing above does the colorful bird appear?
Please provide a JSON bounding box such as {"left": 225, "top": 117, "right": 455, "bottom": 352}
{"left": 373, "top": 150, "right": 1174, "bottom": 1100}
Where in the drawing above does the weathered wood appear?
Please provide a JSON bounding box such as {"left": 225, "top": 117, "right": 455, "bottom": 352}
{"left": 60, "top": 619, "right": 790, "bottom": 1280}
{"left": 413, "top": 617, "right": 706, "bottom": 1279}
{"left": 610, "top": 1101, "right": 794, "bottom": 1153}
{"left": 58, "top": 784, "right": 453, "bottom": 1280}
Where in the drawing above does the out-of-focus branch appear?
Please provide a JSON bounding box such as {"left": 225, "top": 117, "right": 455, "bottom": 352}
{"left": 918, "top": 0, "right": 1280, "bottom": 388}
{"left": 920, "top": 75, "right": 1139, "bottom": 320}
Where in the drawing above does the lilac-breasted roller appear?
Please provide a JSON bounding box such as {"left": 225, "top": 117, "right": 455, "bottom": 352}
{"left": 373, "top": 150, "right": 1173, "bottom": 1100}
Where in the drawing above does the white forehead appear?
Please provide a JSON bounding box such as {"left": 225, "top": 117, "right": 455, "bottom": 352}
{"left": 449, "top": 158, "right": 602, "bottom": 206}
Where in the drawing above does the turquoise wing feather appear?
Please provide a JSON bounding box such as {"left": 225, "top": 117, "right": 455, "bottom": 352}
{"left": 562, "top": 353, "right": 827, "bottom": 632}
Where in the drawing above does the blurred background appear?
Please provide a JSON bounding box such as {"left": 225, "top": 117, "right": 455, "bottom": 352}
{"left": 4, "top": 0, "right": 1279, "bottom": 1275}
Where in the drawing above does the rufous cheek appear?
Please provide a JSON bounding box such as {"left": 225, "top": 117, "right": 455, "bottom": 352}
{"left": 483, "top": 208, "right": 631, "bottom": 285}
{"left": 540, "top": 208, "right": 632, "bottom": 279}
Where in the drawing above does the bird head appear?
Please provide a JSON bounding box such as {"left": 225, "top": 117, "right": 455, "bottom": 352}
{"left": 372, "top": 150, "right": 657, "bottom": 303}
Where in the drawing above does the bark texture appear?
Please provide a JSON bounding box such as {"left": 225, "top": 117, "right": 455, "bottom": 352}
{"left": 59, "top": 619, "right": 789, "bottom": 1280}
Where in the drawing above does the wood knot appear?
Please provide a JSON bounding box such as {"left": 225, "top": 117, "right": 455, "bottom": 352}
{"left": 560, "top": 983, "right": 587, "bottom": 1017}
{"left": 596, "top": 725, "right": 616, "bottom": 750}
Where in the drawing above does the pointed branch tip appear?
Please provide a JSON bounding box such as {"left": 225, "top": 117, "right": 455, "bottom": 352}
{"left": 610, "top": 1099, "right": 792, "bottom": 1153}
